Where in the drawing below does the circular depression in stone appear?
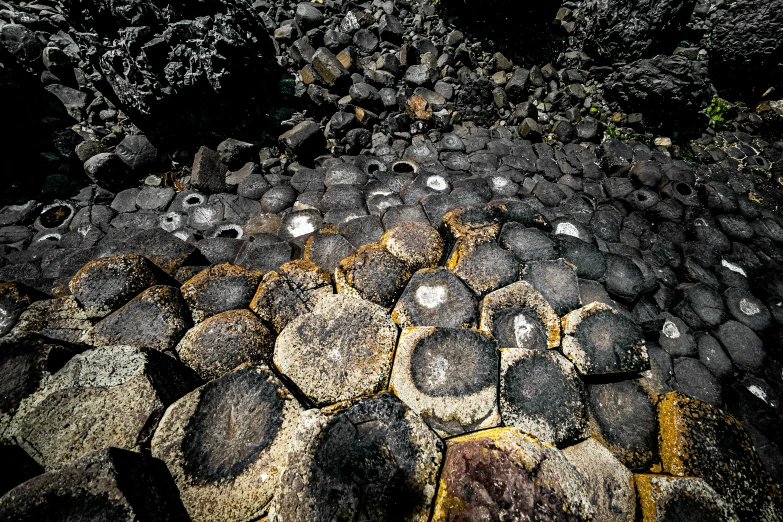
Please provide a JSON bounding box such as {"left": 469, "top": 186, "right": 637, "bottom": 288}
{"left": 492, "top": 307, "right": 548, "bottom": 350}
{"left": 38, "top": 203, "right": 74, "bottom": 229}
{"left": 211, "top": 223, "right": 243, "bottom": 239}
{"left": 182, "top": 194, "right": 206, "bottom": 210}
{"left": 573, "top": 309, "right": 644, "bottom": 369}
{"left": 391, "top": 159, "right": 419, "bottom": 175}
{"left": 409, "top": 329, "right": 497, "bottom": 397}
{"left": 182, "top": 366, "right": 285, "bottom": 482}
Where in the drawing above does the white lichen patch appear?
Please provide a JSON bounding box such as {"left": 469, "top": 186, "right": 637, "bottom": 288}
{"left": 415, "top": 285, "right": 447, "bottom": 309}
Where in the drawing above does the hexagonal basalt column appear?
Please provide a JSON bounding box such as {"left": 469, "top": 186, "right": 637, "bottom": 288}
{"left": 274, "top": 294, "right": 398, "bottom": 406}
{"left": 390, "top": 327, "right": 500, "bottom": 437}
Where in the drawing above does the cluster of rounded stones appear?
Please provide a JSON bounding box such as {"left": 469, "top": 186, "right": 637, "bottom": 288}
{"left": 0, "top": 203, "right": 782, "bottom": 520}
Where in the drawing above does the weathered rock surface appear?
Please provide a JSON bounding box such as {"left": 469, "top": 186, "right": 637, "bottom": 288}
{"left": 269, "top": 393, "right": 443, "bottom": 522}
{"left": 431, "top": 427, "right": 593, "bottom": 521}
{"left": 152, "top": 365, "right": 301, "bottom": 522}
{"left": 83, "top": 285, "right": 191, "bottom": 351}
{"left": 175, "top": 309, "right": 274, "bottom": 381}
{"left": 274, "top": 294, "right": 398, "bottom": 406}
{"left": 390, "top": 327, "right": 500, "bottom": 437}
{"left": 500, "top": 349, "right": 588, "bottom": 445}
{"left": 9, "top": 346, "right": 199, "bottom": 471}
{"left": 479, "top": 281, "right": 561, "bottom": 349}
{"left": 0, "top": 447, "right": 190, "bottom": 522}
{"left": 180, "top": 263, "right": 264, "bottom": 323}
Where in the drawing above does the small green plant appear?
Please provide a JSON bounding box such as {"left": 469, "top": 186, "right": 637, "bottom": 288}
{"left": 704, "top": 96, "right": 735, "bottom": 126}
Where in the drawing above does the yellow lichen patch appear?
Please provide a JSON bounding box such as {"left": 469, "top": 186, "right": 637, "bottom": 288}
{"left": 657, "top": 391, "right": 767, "bottom": 520}
{"left": 440, "top": 207, "right": 500, "bottom": 242}
{"left": 380, "top": 222, "right": 444, "bottom": 270}
{"left": 334, "top": 243, "right": 413, "bottom": 309}
{"left": 635, "top": 474, "right": 738, "bottom": 522}
{"left": 478, "top": 280, "right": 561, "bottom": 349}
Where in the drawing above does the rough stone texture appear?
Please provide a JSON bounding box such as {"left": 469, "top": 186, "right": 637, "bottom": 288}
{"left": 69, "top": 254, "right": 165, "bottom": 319}
{"left": 0, "top": 335, "right": 83, "bottom": 443}
{"left": 562, "top": 438, "right": 636, "bottom": 522}
{"left": 573, "top": 0, "right": 697, "bottom": 63}
{"left": 0, "top": 447, "right": 190, "bottom": 522}
{"left": 303, "top": 227, "right": 356, "bottom": 274}
{"left": 0, "top": 282, "right": 41, "bottom": 337}
{"left": 390, "top": 327, "right": 500, "bottom": 437}
{"left": 269, "top": 393, "right": 443, "bottom": 522}
{"left": 250, "top": 259, "right": 333, "bottom": 333}
{"left": 709, "top": 0, "right": 783, "bottom": 99}
{"left": 334, "top": 242, "right": 413, "bottom": 309}
{"left": 605, "top": 56, "right": 712, "bottom": 126}
{"left": 10, "top": 297, "right": 94, "bottom": 345}
{"left": 658, "top": 391, "right": 769, "bottom": 520}
{"left": 180, "top": 263, "right": 265, "bottom": 323}
{"left": 380, "top": 222, "right": 445, "bottom": 271}
{"left": 634, "top": 474, "right": 738, "bottom": 522}
{"left": 151, "top": 365, "right": 302, "bottom": 522}
{"left": 9, "top": 346, "right": 199, "bottom": 471}
{"left": 521, "top": 259, "right": 581, "bottom": 316}
{"left": 441, "top": 207, "right": 500, "bottom": 243}
{"left": 84, "top": 285, "right": 191, "bottom": 351}
{"left": 588, "top": 379, "right": 658, "bottom": 469}
{"left": 392, "top": 268, "right": 478, "bottom": 329}
{"left": 479, "top": 281, "right": 561, "bottom": 349}
{"left": 175, "top": 309, "right": 274, "bottom": 381}
{"left": 447, "top": 235, "right": 518, "bottom": 297}
{"left": 431, "top": 427, "right": 593, "bottom": 521}
{"left": 561, "top": 302, "right": 649, "bottom": 375}
{"left": 110, "top": 228, "right": 198, "bottom": 276}
{"left": 500, "top": 349, "right": 588, "bottom": 446}
{"left": 274, "top": 294, "right": 398, "bottom": 406}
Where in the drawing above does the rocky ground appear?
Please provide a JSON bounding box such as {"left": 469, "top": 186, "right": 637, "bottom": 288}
{"left": 1, "top": 0, "right": 783, "bottom": 519}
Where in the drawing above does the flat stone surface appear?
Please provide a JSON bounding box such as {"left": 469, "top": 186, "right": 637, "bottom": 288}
{"left": 561, "top": 302, "right": 649, "bottom": 375}
{"left": 562, "top": 438, "right": 636, "bottom": 522}
{"left": 110, "top": 228, "right": 197, "bottom": 275}
{"left": 392, "top": 268, "right": 478, "bottom": 328}
{"left": 151, "top": 365, "right": 302, "bottom": 522}
{"left": 10, "top": 297, "right": 94, "bottom": 345}
{"left": 479, "top": 281, "right": 561, "bottom": 349}
{"left": 380, "top": 222, "right": 444, "bottom": 271}
{"left": 175, "top": 309, "right": 274, "bottom": 381}
{"left": 250, "top": 259, "right": 333, "bottom": 333}
{"left": 269, "top": 393, "right": 443, "bottom": 522}
{"left": 274, "top": 294, "right": 398, "bottom": 406}
{"left": 0, "top": 447, "right": 190, "bottom": 522}
{"left": 9, "top": 346, "right": 199, "bottom": 471}
{"left": 588, "top": 379, "right": 658, "bottom": 469}
{"left": 303, "top": 227, "right": 356, "bottom": 274}
{"left": 0, "top": 335, "right": 83, "bottom": 443}
{"left": 335, "top": 242, "right": 413, "bottom": 308}
{"left": 500, "top": 349, "right": 588, "bottom": 445}
{"left": 447, "top": 235, "right": 518, "bottom": 297}
{"left": 69, "top": 254, "right": 165, "bottom": 319}
{"left": 180, "top": 263, "right": 265, "bottom": 323}
{"left": 390, "top": 327, "right": 500, "bottom": 437}
{"left": 658, "top": 391, "right": 768, "bottom": 520}
{"left": 83, "top": 285, "right": 191, "bottom": 351}
{"left": 635, "top": 474, "right": 738, "bottom": 522}
{"left": 431, "top": 427, "right": 593, "bottom": 521}
{"left": 521, "top": 259, "right": 581, "bottom": 316}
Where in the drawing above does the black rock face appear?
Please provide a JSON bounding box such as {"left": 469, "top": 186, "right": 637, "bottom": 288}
{"left": 56, "top": 0, "right": 302, "bottom": 149}
{"left": 409, "top": 328, "right": 498, "bottom": 397}
{"left": 709, "top": 0, "right": 783, "bottom": 100}
{"left": 573, "top": 0, "right": 697, "bottom": 64}
{"left": 182, "top": 365, "right": 285, "bottom": 482}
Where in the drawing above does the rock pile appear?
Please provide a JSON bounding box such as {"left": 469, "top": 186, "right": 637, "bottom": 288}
{"left": 1, "top": 0, "right": 783, "bottom": 519}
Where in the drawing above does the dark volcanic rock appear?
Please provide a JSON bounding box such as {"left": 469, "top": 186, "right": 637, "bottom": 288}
{"left": 152, "top": 364, "right": 302, "bottom": 522}
{"left": 390, "top": 327, "right": 500, "bottom": 437}
{"left": 8, "top": 345, "right": 199, "bottom": 471}
{"left": 573, "top": 0, "right": 697, "bottom": 63}
{"left": 431, "top": 427, "right": 593, "bottom": 521}
{"left": 605, "top": 55, "right": 712, "bottom": 131}
{"left": 500, "top": 349, "right": 588, "bottom": 446}
{"left": 392, "top": 268, "right": 478, "bottom": 329}
{"left": 270, "top": 393, "right": 443, "bottom": 521}
{"left": 709, "top": 0, "right": 783, "bottom": 99}
{"left": 0, "top": 447, "right": 190, "bottom": 522}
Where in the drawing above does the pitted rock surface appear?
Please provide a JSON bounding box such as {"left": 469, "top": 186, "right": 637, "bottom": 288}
{"left": 9, "top": 345, "right": 199, "bottom": 471}
{"left": 269, "top": 393, "right": 442, "bottom": 522}
{"left": 274, "top": 293, "right": 398, "bottom": 406}
{"left": 152, "top": 365, "right": 302, "bottom": 522}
